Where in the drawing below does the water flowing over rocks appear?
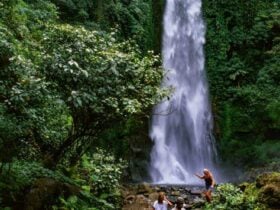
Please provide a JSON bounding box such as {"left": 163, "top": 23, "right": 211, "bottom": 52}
{"left": 121, "top": 183, "right": 206, "bottom": 210}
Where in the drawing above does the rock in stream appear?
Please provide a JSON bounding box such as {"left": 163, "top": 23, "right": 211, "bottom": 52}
{"left": 121, "top": 183, "right": 206, "bottom": 210}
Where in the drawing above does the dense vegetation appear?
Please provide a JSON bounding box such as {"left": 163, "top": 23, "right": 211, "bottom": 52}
{"left": 0, "top": 0, "right": 279, "bottom": 209}
{"left": 203, "top": 0, "right": 280, "bottom": 167}
{"left": 0, "top": 0, "right": 164, "bottom": 208}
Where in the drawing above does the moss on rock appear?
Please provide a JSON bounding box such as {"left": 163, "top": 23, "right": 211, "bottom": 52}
{"left": 256, "top": 172, "right": 280, "bottom": 209}
{"left": 23, "top": 178, "right": 80, "bottom": 210}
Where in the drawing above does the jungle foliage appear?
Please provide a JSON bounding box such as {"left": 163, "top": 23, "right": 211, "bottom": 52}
{"left": 0, "top": 0, "right": 279, "bottom": 209}
{"left": 203, "top": 183, "right": 265, "bottom": 210}
{"left": 203, "top": 0, "right": 280, "bottom": 167}
{"left": 0, "top": 0, "right": 164, "bottom": 208}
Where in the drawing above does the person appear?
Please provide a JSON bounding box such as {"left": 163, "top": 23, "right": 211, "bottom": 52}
{"left": 195, "top": 168, "right": 215, "bottom": 203}
{"left": 152, "top": 192, "right": 173, "bottom": 210}
{"left": 171, "top": 197, "right": 186, "bottom": 210}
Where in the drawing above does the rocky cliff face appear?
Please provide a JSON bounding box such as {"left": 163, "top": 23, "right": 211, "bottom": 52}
{"left": 126, "top": 120, "right": 153, "bottom": 183}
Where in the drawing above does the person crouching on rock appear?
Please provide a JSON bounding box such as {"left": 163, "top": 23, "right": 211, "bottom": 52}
{"left": 171, "top": 197, "right": 186, "bottom": 210}
{"left": 195, "top": 168, "right": 215, "bottom": 203}
{"left": 152, "top": 192, "right": 173, "bottom": 210}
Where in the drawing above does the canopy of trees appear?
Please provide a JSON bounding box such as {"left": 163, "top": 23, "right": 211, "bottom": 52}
{"left": 0, "top": 0, "right": 279, "bottom": 209}
{"left": 0, "top": 0, "right": 164, "bottom": 208}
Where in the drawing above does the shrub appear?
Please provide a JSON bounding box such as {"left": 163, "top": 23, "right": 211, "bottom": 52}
{"left": 203, "top": 183, "right": 265, "bottom": 210}
{"left": 54, "top": 148, "right": 127, "bottom": 209}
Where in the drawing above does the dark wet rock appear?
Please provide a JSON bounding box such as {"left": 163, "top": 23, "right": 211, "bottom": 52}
{"left": 126, "top": 124, "right": 153, "bottom": 183}
{"left": 189, "top": 190, "right": 202, "bottom": 195}
{"left": 121, "top": 184, "right": 205, "bottom": 210}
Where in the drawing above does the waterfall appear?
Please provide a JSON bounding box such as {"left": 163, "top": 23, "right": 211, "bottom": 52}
{"left": 149, "top": 0, "right": 218, "bottom": 184}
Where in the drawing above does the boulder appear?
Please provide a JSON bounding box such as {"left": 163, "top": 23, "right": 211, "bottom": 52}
{"left": 135, "top": 195, "right": 148, "bottom": 204}
{"left": 125, "top": 195, "right": 136, "bottom": 204}
{"left": 259, "top": 184, "right": 280, "bottom": 209}
{"left": 122, "top": 194, "right": 152, "bottom": 210}
{"left": 171, "top": 190, "right": 181, "bottom": 196}
{"left": 23, "top": 178, "right": 80, "bottom": 210}
{"left": 126, "top": 125, "right": 153, "bottom": 182}
{"left": 256, "top": 172, "right": 280, "bottom": 209}
{"left": 189, "top": 190, "right": 202, "bottom": 195}
{"left": 137, "top": 182, "right": 154, "bottom": 194}
{"left": 148, "top": 192, "right": 159, "bottom": 201}
{"left": 256, "top": 172, "right": 280, "bottom": 188}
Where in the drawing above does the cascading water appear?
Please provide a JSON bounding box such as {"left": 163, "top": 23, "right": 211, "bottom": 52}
{"left": 149, "top": 0, "right": 218, "bottom": 184}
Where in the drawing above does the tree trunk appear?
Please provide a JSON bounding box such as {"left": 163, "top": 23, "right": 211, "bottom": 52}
{"left": 44, "top": 134, "right": 78, "bottom": 168}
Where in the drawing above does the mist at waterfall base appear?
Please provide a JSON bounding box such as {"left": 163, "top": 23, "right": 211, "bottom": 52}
{"left": 149, "top": 0, "right": 222, "bottom": 185}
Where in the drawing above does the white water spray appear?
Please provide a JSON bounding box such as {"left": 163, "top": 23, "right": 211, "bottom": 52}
{"left": 149, "top": 0, "right": 218, "bottom": 184}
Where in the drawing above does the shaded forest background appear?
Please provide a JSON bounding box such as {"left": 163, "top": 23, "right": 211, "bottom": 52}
{"left": 0, "top": 0, "right": 279, "bottom": 209}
